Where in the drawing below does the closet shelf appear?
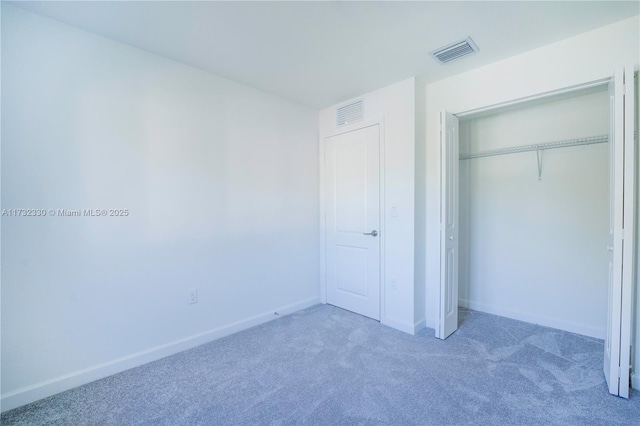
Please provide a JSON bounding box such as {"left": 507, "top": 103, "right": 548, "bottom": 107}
{"left": 459, "top": 135, "right": 608, "bottom": 160}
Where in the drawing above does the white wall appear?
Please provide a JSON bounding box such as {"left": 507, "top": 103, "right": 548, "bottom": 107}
{"left": 422, "top": 15, "right": 639, "bottom": 383}
{"left": 319, "top": 78, "right": 418, "bottom": 334}
{"left": 1, "top": 4, "right": 319, "bottom": 411}
{"left": 459, "top": 90, "right": 609, "bottom": 338}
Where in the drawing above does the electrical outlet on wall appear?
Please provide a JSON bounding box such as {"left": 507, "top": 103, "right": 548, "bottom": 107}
{"left": 188, "top": 288, "right": 198, "bottom": 304}
{"left": 391, "top": 279, "right": 398, "bottom": 290}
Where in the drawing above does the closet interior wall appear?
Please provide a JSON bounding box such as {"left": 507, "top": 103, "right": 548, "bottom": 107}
{"left": 458, "top": 89, "right": 610, "bottom": 339}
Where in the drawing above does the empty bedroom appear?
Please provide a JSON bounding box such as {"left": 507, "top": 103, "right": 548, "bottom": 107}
{"left": 2, "top": 1, "right": 640, "bottom": 425}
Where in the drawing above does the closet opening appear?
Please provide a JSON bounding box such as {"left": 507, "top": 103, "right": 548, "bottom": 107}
{"left": 437, "top": 67, "right": 636, "bottom": 398}
{"left": 457, "top": 85, "right": 610, "bottom": 340}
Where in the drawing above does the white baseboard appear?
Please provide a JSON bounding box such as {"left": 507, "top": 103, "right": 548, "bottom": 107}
{"left": 1, "top": 297, "right": 320, "bottom": 413}
{"left": 426, "top": 317, "right": 436, "bottom": 331}
{"left": 382, "top": 316, "right": 416, "bottom": 335}
{"left": 633, "top": 372, "right": 639, "bottom": 390}
{"left": 414, "top": 318, "right": 427, "bottom": 334}
{"left": 459, "top": 299, "right": 605, "bottom": 339}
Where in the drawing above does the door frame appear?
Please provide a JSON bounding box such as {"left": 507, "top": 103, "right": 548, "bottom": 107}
{"left": 436, "top": 72, "right": 637, "bottom": 395}
{"left": 319, "top": 118, "right": 386, "bottom": 322}
{"left": 437, "top": 77, "right": 614, "bottom": 336}
{"left": 437, "top": 78, "right": 613, "bottom": 336}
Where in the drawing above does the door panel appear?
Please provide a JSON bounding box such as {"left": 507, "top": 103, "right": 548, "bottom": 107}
{"left": 336, "top": 245, "right": 368, "bottom": 297}
{"left": 438, "top": 112, "right": 459, "bottom": 339}
{"left": 604, "top": 66, "right": 635, "bottom": 398}
{"left": 326, "top": 125, "right": 381, "bottom": 320}
{"left": 619, "top": 66, "right": 635, "bottom": 398}
{"left": 604, "top": 69, "right": 621, "bottom": 395}
{"left": 335, "top": 142, "right": 368, "bottom": 232}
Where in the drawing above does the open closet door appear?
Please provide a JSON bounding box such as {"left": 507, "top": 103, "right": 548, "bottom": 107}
{"left": 604, "top": 66, "right": 636, "bottom": 398}
{"left": 437, "top": 111, "right": 459, "bottom": 340}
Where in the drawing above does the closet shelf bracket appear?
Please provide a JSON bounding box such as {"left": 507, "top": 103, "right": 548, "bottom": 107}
{"left": 537, "top": 149, "right": 542, "bottom": 181}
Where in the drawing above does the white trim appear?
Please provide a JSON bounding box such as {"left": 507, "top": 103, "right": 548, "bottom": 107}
{"left": 414, "top": 318, "right": 427, "bottom": 334}
{"left": 1, "top": 297, "right": 320, "bottom": 413}
{"left": 455, "top": 77, "right": 611, "bottom": 118}
{"left": 322, "top": 117, "right": 381, "bottom": 140}
{"left": 379, "top": 118, "right": 387, "bottom": 325}
{"left": 459, "top": 299, "right": 605, "bottom": 339}
{"left": 381, "top": 316, "right": 415, "bottom": 335}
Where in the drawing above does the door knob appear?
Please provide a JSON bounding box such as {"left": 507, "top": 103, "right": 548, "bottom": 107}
{"left": 606, "top": 245, "right": 613, "bottom": 251}
{"left": 363, "top": 230, "right": 378, "bottom": 237}
{"left": 449, "top": 236, "right": 454, "bottom": 240}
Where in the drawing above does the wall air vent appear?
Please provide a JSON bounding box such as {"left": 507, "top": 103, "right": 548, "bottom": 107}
{"left": 430, "top": 37, "right": 479, "bottom": 64}
{"left": 336, "top": 100, "right": 364, "bottom": 127}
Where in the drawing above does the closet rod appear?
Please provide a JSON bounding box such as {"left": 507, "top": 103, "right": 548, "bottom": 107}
{"left": 459, "top": 135, "right": 608, "bottom": 160}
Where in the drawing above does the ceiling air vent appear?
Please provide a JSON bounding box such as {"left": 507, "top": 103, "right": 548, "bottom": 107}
{"left": 430, "top": 37, "right": 479, "bottom": 64}
{"left": 336, "top": 100, "right": 364, "bottom": 127}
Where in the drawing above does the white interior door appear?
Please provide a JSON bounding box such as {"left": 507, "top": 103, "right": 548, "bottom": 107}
{"left": 604, "top": 66, "right": 636, "bottom": 398}
{"left": 437, "top": 112, "right": 459, "bottom": 339}
{"left": 325, "top": 124, "right": 381, "bottom": 320}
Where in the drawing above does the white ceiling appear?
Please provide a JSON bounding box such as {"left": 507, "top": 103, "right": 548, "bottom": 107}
{"left": 11, "top": 1, "right": 640, "bottom": 109}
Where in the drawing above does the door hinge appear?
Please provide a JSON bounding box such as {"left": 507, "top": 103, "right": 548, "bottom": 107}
{"left": 618, "top": 366, "right": 622, "bottom": 378}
